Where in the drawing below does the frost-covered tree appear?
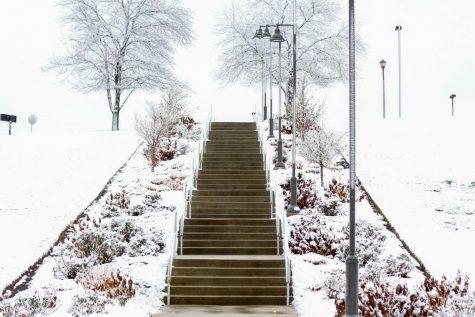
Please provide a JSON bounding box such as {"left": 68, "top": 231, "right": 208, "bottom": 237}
{"left": 135, "top": 87, "right": 188, "bottom": 171}
{"left": 294, "top": 76, "right": 324, "bottom": 141}
{"left": 215, "top": 0, "right": 351, "bottom": 97}
{"left": 47, "top": 0, "right": 193, "bottom": 131}
{"left": 301, "top": 127, "right": 344, "bottom": 187}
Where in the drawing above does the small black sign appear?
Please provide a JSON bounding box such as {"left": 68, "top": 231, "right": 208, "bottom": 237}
{"left": 1, "top": 114, "right": 17, "bottom": 123}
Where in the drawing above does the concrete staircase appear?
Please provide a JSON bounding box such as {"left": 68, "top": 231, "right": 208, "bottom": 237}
{"left": 166, "top": 122, "right": 289, "bottom": 307}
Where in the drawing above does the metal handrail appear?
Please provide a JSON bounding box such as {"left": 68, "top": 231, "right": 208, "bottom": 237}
{"left": 254, "top": 113, "right": 292, "bottom": 306}
{"left": 166, "top": 113, "right": 211, "bottom": 305}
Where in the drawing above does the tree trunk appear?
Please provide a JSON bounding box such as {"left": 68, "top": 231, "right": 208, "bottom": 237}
{"left": 112, "top": 111, "right": 120, "bottom": 131}
{"left": 320, "top": 162, "right": 324, "bottom": 187}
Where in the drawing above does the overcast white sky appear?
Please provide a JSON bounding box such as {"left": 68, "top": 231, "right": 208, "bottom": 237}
{"left": 0, "top": 0, "right": 474, "bottom": 133}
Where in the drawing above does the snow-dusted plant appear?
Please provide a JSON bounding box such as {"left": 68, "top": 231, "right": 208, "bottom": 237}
{"left": 294, "top": 76, "right": 325, "bottom": 141}
{"left": 53, "top": 248, "right": 87, "bottom": 279}
{"left": 0, "top": 289, "right": 57, "bottom": 317}
{"left": 68, "top": 291, "right": 110, "bottom": 317}
{"left": 337, "top": 220, "right": 386, "bottom": 266}
{"left": 288, "top": 211, "right": 342, "bottom": 256}
{"left": 280, "top": 173, "right": 320, "bottom": 210}
{"left": 136, "top": 88, "right": 191, "bottom": 171}
{"left": 323, "top": 269, "right": 346, "bottom": 300}
{"left": 66, "top": 226, "right": 126, "bottom": 265}
{"left": 301, "top": 127, "right": 345, "bottom": 187}
{"left": 77, "top": 268, "right": 135, "bottom": 300}
{"left": 383, "top": 253, "right": 415, "bottom": 278}
{"left": 436, "top": 293, "right": 475, "bottom": 317}
{"left": 46, "top": 0, "right": 193, "bottom": 131}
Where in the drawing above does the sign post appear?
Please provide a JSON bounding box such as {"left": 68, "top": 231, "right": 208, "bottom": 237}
{"left": 1, "top": 114, "right": 17, "bottom": 135}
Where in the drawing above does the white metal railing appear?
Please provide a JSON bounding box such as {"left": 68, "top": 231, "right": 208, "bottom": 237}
{"left": 253, "top": 112, "right": 292, "bottom": 306}
{"left": 166, "top": 110, "right": 212, "bottom": 305}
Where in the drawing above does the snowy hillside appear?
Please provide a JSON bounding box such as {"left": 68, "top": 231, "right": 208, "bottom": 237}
{"left": 357, "top": 117, "right": 475, "bottom": 280}
{"left": 0, "top": 131, "right": 139, "bottom": 289}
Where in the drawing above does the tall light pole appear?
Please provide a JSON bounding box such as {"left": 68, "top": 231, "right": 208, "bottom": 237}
{"left": 254, "top": 28, "right": 266, "bottom": 121}
{"left": 380, "top": 59, "right": 387, "bottom": 119}
{"left": 450, "top": 94, "right": 456, "bottom": 116}
{"left": 395, "top": 25, "right": 402, "bottom": 118}
{"left": 287, "top": 0, "right": 300, "bottom": 214}
{"left": 271, "top": 25, "right": 286, "bottom": 168}
{"left": 262, "top": 26, "right": 274, "bottom": 138}
{"left": 346, "top": 0, "right": 359, "bottom": 316}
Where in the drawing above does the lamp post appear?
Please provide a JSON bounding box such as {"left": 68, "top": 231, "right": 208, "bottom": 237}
{"left": 395, "top": 25, "right": 402, "bottom": 118}
{"left": 271, "top": 25, "right": 286, "bottom": 168}
{"left": 450, "top": 94, "right": 456, "bottom": 116}
{"left": 380, "top": 59, "right": 387, "bottom": 119}
{"left": 345, "top": 0, "right": 359, "bottom": 316}
{"left": 262, "top": 26, "right": 274, "bottom": 138}
{"left": 253, "top": 28, "right": 266, "bottom": 121}
{"left": 287, "top": 0, "right": 300, "bottom": 214}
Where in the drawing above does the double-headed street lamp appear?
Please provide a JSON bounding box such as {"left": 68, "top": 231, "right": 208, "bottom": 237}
{"left": 450, "top": 94, "right": 456, "bottom": 116}
{"left": 395, "top": 25, "right": 403, "bottom": 118}
{"left": 253, "top": 28, "right": 267, "bottom": 121}
{"left": 271, "top": 25, "right": 286, "bottom": 169}
{"left": 253, "top": 19, "right": 299, "bottom": 213}
{"left": 380, "top": 59, "right": 387, "bottom": 119}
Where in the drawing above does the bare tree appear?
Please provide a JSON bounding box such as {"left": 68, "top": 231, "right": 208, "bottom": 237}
{"left": 47, "top": 0, "right": 193, "bottom": 131}
{"left": 215, "top": 0, "right": 355, "bottom": 96}
{"left": 135, "top": 87, "right": 188, "bottom": 171}
{"left": 292, "top": 76, "right": 325, "bottom": 141}
{"left": 301, "top": 126, "right": 344, "bottom": 187}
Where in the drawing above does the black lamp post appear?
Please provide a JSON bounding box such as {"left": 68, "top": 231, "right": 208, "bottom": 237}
{"left": 380, "top": 59, "right": 387, "bottom": 119}
{"left": 271, "top": 25, "right": 286, "bottom": 168}
{"left": 395, "top": 25, "right": 402, "bottom": 118}
{"left": 262, "top": 26, "right": 274, "bottom": 139}
{"left": 450, "top": 94, "right": 456, "bottom": 116}
{"left": 254, "top": 28, "right": 266, "bottom": 121}
{"left": 345, "top": 0, "right": 359, "bottom": 316}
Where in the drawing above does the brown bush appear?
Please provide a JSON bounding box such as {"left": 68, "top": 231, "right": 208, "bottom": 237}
{"left": 78, "top": 269, "right": 135, "bottom": 300}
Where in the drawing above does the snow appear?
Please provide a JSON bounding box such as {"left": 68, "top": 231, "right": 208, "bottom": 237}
{"left": 0, "top": 130, "right": 139, "bottom": 290}
{"left": 357, "top": 116, "right": 475, "bottom": 281}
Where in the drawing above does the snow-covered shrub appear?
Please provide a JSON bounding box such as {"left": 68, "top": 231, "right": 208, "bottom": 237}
{"left": 143, "top": 191, "right": 162, "bottom": 209}
{"left": 0, "top": 290, "right": 57, "bottom": 317}
{"left": 334, "top": 273, "right": 470, "bottom": 317}
{"left": 319, "top": 196, "right": 342, "bottom": 216}
{"left": 128, "top": 204, "right": 145, "bottom": 217}
{"left": 323, "top": 269, "right": 346, "bottom": 300}
{"left": 53, "top": 249, "right": 86, "bottom": 279}
{"left": 288, "top": 212, "right": 341, "bottom": 256}
{"left": 128, "top": 230, "right": 165, "bottom": 256}
{"left": 151, "top": 176, "right": 184, "bottom": 191}
{"left": 383, "top": 254, "right": 415, "bottom": 278}
{"left": 324, "top": 178, "right": 365, "bottom": 204}
{"left": 68, "top": 291, "right": 110, "bottom": 317}
{"left": 281, "top": 173, "right": 320, "bottom": 210}
{"left": 66, "top": 226, "right": 126, "bottom": 265}
{"left": 337, "top": 220, "right": 386, "bottom": 266}
{"left": 106, "top": 190, "right": 130, "bottom": 211}
{"left": 77, "top": 269, "right": 135, "bottom": 300}
{"left": 436, "top": 293, "right": 475, "bottom": 317}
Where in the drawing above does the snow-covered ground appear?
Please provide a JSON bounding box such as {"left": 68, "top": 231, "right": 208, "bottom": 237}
{"left": 357, "top": 117, "right": 475, "bottom": 281}
{"left": 0, "top": 131, "right": 139, "bottom": 290}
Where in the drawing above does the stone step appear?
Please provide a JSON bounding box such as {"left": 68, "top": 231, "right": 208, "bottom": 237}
{"left": 193, "top": 190, "right": 269, "bottom": 197}
{"left": 170, "top": 276, "right": 285, "bottom": 287}
{"left": 185, "top": 219, "right": 274, "bottom": 226}
{"left": 190, "top": 208, "right": 270, "bottom": 215}
{"left": 191, "top": 213, "right": 269, "bottom": 219}
{"left": 198, "top": 168, "right": 266, "bottom": 175}
{"left": 202, "top": 163, "right": 264, "bottom": 169}
{"left": 182, "top": 247, "right": 281, "bottom": 255}
{"left": 173, "top": 255, "right": 285, "bottom": 268}
{"left": 197, "top": 184, "right": 267, "bottom": 190}
{"left": 153, "top": 305, "right": 298, "bottom": 317}
{"left": 197, "top": 179, "right": 266, "bottom": 185}
{"left": 184, "top": 225, "right": 275, "bottom": 233}
{"left": 207, "top": 136, "right": 258, "bottom": 142}
{"left": 182, "top": 240, "right": 278, "bottom": 248}
{"left": 170, "top": 285, "right": 286, "bottom": 296}
{"left": 166, "top": 295, "right": 288, "bottom": 306}
{"left": 203, "top": 157, "right": 263, "bottom": 162}
{"left": 192, "top": 196, "right": 270, "bottom": 203}
{"left": 182, "top": 232, "right": 277, "bottom": 240}
{"left": 191, "top": 202, "right": 271, "bottom": 208}
{"left": 173, "top": 266, "right": 284, "bottom": 277}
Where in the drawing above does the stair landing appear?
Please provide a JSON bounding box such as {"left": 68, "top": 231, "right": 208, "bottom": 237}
{"left": 153, "top": 305, "right": 298, "bottom": 316}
